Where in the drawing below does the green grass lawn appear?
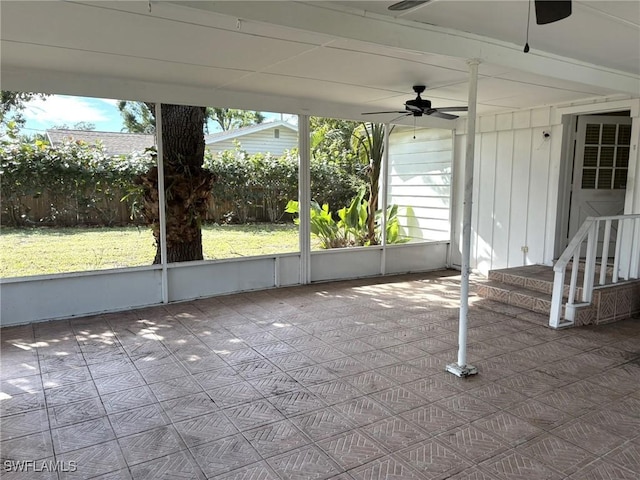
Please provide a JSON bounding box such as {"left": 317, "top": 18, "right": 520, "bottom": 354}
{"left": 0, "top": 224, "right": 301, "bottom": 278}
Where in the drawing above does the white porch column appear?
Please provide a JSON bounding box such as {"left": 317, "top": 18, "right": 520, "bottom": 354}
{"left": 154, "top": 103, "right": 169, "bottom": 304}
{"left": 298, "top": 115, "right": 311, "bottom": 284}
{"left": 447, "top": 59, "right": 480, "bottom": 378}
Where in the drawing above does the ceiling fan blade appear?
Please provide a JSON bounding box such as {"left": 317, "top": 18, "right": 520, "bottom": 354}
{"left": 388, "top": 0, "right": 430, "bottom": 11}
{"left": 429, "top": 111, "right": 459, "bottom": 120}
{"left": 361, "top": 111, "right": 408, "bottom": 115}
{"left": 436, "top": 106, "right": 468, "bottom": 112}
{"left": 535, "top": 0, "right": 571, "bottom": 25}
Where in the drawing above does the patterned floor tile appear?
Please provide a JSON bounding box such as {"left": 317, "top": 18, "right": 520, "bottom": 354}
{"left": 290, "top": 407, "right": 354, "bottom": 442}
{"left": 136, "top": 360, "right": 190, "bottom": 384}
{"left": 109, "top": 404, "right": 168, "bottom": 437}
{"left": 47, "top": 397, "right": 107, "bottom": 428}
{"left": 370, "top": 386, "right": 427, "bottom": 414}
{"left": 160, "top": 392, "right": 219, "bottom": 422}
{"left": 287, "top": 365, "right": 338, "bottom": 386}
{"left": 400, "top": 404, "right": 465, "bottom": 437}
{"left": 52, "top": 417, "right": 115, "bottom": 454}
{"left": 398, "top": 439, "right": 471, "bottom": 479}
{"left": 87, "top": 358, "right": 136, "bottom": 379}
{"left": 363, "top": 416, "right": 429, "bottom": 451}
{"left": 375, "top": 364, "right": 424, "bottom": 384}
{"left": 93, "top": 371, "right": 146, "bottom": 396}
{"left": 606, "top": 441, "right": 640, "bottom": 473}
{"left": 0, "top": 387, "right": 46, "bottom": 417}
{"left": 569, "top": 459, "right": 638, "bottom": 480}
{"left": 505, "top": 399, "right": 571, "bottom": 431}
{"left": 191, "top": 434, "right": 261, "bottom": 477}
{"left": 446, "top": 467, "right": 500, "bottom": 480}
{"left": 45, "top": 380, "right": 98, "bottom": 407}
{"left": 580, "top": 408, "right": 640, "bottom": 438}
{"left": 268, "top": 389, "right": 326, "bottom": 416}
{"left": 267, "top": 445, "right": 340, "bottom": 480}
{"left": 333, "top": 397, "right": 391, "bottom": 427}
{"left": 439, "top": 423, "right": 509, "bottom": 461}
{"left": 468, "top": 384, "right": 527, "bottom": 409}
{"left": 42, "top": 366, "right": 92, "bottom": 389}
{"left": 243, "top": 420, "right": 311, "bottom": 458}
{"left": 345, "top": 371, "right": 396, "bottom": 394}
{"left": 129, "top": 450, "right": 204, "bottom": 480}
{"left": 224, "top": 399, "right": 286, "bottom": 431}
{"left": 404, "top": 377, "right": 462, "bottom": 403}
{"left": 0, "top": 430, "right": 53, "bottom": 461}
{"left": 322, "top": 358, "right": 370, "bottom": 377}
{"left": 350, "top": 454, "right": 426, "bottom": 480}
{"left": 307, "top": 380, "right": 362, "bottom": 405}
{"left": 101, "top": 386, "right": 156, "bottom": 414}
{"left": 174, "top": 411, "right": 238, "bottom": 447}
{"left": 207, "top": 382, "right": 263, "bottom": 408}
{"left": 147, "top": 375, "right": 203, "bottom": 402}
{"left": 516, "top": 434, "right": 593, "bottom": 476}
{"left": 318, "top": 430, "right": 386, "bottom": 470}
{"left": 57, "top": 440, "right": 127, "bottom": 479}
{"left": 551, "top": 419, "right": 626, "bottom": 456}
{"left": 473, "top": 412, "right": 543, "bottom": 446}
{"left": 436, "top": 394, "right": 499, "bottom": 422}
{"left": 214, "top": 461, "right": 280, "bottom": 480}
{"left": 480, "top": 451, "right": 563, "bottom": 480}
{"left": 118, "top": 426, "right": 183, "bottom": 466}
{"left": 0, "top": 408, "right": 49, "bottom": 441}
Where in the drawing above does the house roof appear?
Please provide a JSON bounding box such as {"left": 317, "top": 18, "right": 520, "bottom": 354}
{"left": 46, "top": 129, "right": 155, "bottom": 156}
{"left": 2, "top": 1, "right": 638, "bottom": 128}
{"left": 205, "top": 120, "right": 298, "bottom": 145}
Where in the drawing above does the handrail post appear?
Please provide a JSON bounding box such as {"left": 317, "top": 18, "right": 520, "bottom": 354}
{"left": 581, "top": 221, "right": 597, "bottom": 303}
{"left": 599, "top": 219, "right": 612, "bottom": 285}
{"left": 549, "top": 270, "right": 566, "bottom": 328}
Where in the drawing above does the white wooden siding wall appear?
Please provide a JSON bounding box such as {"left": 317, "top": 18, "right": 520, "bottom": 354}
{"left": 388, "top": 127, "right": 453, "bottom": 242}
{"left": 452, "top": 107, "right": 563, "bottom": 274}
{"left": 208, "top": 128, "right": 298, "bottom": 156}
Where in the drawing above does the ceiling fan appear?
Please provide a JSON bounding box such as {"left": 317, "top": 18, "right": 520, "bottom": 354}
{"left": 388, "top": 0, "right": 572, "bottom": 25}
{"left": 362, "top": 85, "right": 468, "bottom": 120}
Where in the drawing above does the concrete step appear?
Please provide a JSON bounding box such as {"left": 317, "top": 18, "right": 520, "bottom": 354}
{"left": 476, "top": 280, "right": 553, "bottom": 315}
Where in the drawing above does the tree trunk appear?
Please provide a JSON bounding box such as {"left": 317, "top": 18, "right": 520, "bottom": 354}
{"left": 136, "top": 104, "right": 214, "bottom": 264}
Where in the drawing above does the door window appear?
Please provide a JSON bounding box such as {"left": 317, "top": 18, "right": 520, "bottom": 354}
{"left": 582, "top": 123, "right": 631, "bottom": 190}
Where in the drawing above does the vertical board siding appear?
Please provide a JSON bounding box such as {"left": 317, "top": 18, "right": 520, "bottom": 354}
{"left": 455, "top": 106, "right": 558, "bottom": 274}
{"left": 388, "top": 127, "right": 453, "bottom": 242}
{"left": 208, "top": 128, "right": 298, "bottom": 156}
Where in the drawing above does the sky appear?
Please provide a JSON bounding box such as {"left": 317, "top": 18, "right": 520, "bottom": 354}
{"left": 20, "top": 94, "right": 296, "bottom": 135}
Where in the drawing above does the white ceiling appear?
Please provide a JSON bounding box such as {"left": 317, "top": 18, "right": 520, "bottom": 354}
{"left": 1, "top": 1, "right": 638, "bottom": 127}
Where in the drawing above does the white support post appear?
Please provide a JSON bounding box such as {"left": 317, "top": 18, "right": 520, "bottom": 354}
{"left": 298, "top": 115, "right": 311, "bottom": 285}
{"left": 568, "top": 253, "right": 579, "bottom": 304}
{"left": 380, "top": 123, "right": 390, "bottom": 275}
{"left": 447, "top": 59, "right": 479, "bottom": 378}
{"left": 632, "top": 218, "right": 640, "bottom": 279}
{"left": 154, "top": 103, "right": 169, "bottom": 304}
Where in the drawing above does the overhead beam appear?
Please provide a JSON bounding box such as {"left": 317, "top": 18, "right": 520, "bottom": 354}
{"left": 174, "top": 1, "right": 639, "bottom": 96}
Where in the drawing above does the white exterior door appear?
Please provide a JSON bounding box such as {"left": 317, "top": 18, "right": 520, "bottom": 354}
{"left": 568, "top": 116, "right": 632, "bottom": 254}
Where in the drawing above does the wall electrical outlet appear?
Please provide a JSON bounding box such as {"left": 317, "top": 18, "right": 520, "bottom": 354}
{"left": 521, "top": 246, "right": 529, "bottom": 253}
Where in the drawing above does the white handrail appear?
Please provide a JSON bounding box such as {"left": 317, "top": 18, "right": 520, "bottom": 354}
{"left": 549, "top": 213, "right": 640, "bottom": 328}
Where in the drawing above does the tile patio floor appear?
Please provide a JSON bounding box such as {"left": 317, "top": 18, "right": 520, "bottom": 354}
{"left": 1, "top": 270, "right": 639, "bottom": 479}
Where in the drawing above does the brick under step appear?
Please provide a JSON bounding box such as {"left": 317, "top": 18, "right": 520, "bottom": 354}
{"left": 488, "top": 266, "right": 585, "bottom": 299}
{"left": 476, "top": 280, "right": 553, "bottom": 315}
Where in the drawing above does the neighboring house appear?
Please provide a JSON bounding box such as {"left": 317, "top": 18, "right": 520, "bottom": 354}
{"left": 46, "top": 121, "right": 298, "bottom": 158}
{"left": 46, "top": 129, "right": 154, "bottom": 156}
{"left": 205, "top": 120, "right": 298, "bottom": 156}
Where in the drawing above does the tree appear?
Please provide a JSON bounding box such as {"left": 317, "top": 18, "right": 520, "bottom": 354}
{"left": 1, "top": 91, "right": 49, "bottom": 128}
{"left": 352, "top": 123, "right": 387, "bottom": 244}
{"left": 208, "top": 108, "right": 264, "bottom": 131}
{"left": 134, "top": 104, "right": 215, "bottom": 263}
{"left": 117, "top": 101, "right": 156, "bottom": 133}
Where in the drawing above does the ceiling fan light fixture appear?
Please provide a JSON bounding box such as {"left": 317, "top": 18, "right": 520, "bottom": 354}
{"left": 388, "top": 0, "right": 431, "bottom": 12}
